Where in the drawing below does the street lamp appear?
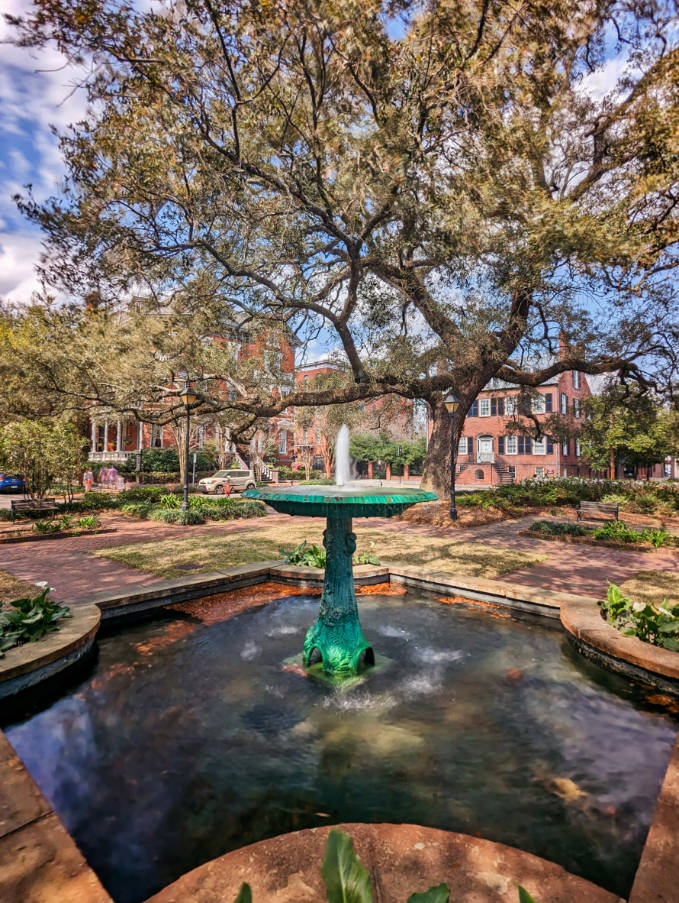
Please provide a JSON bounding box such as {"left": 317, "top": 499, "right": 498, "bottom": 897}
{"left": 444, "top": 389, "right": 460, "bottom": 521}
{"left": 178, "top": 382, "right": 197, "bottom": 512}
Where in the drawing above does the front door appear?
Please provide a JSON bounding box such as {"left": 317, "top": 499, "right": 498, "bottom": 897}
{"left": 477, "top": 436, "right": 493, "bottom": 462}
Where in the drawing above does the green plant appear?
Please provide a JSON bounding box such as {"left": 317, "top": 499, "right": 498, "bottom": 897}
{"left": 158, "top": 493, "right": 182, "bottom": 509}
{"left": 119, "top": 501, "right": 153, "bottom": 518}
{"left": 599, "top": 583, "right": 679, "bottom": 651}
{"left": 148, "top": 508, "right": 205, "bottom": 525}
{"left": 354, "top": 549, "right": 380, "bottom": 565}
{"left": 33, "top": 519, "right": 62, "bottom": 534}
{"left": 78, "top": 515, "right": 98, "bottom": 529}
{"left": 528, "top": 520, "right": 587, "bottom": 537}
{"left": 118, "top": 486, "right": 167, "bottom": 503}
{"left": 592, "top": 520, "right": 641, "bottom": 543}
{"left": 640, "top": 527, "right": 677, "bottom": 549}
{"left": 231, "top": 830, "right": 539, "bottom": 903}
{"left": 60, "top": 515, "right": 73, "bottom": 529}
{"left": 0, "top": 510, "right": 13, "bottom": 521}
{"left": 282, "top": 540, "right": 327, "bottom": 567}
{"left": 0, "top": 584, "right": 71, "bottom": 657}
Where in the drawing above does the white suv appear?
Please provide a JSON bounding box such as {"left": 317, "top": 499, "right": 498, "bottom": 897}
{"left": 197, "top": 469, "right": 256, "bottom": 494}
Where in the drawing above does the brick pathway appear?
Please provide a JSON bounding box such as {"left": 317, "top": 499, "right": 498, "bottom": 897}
{"left": 2, "top": 510, "right": 678, "bottom": 603}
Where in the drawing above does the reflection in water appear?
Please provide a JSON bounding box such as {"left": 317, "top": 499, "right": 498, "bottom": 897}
{"left": 4, "top": 591, "right": 678, "bottom": 903}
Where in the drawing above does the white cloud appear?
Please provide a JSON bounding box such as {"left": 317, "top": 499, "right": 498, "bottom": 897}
{"left": 0, "top": 231, "right": 47, "bottom": 302}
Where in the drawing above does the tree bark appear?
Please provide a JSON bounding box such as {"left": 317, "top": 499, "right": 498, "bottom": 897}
{"left": 421, "top": 400, "right": 455, "bottom": 498}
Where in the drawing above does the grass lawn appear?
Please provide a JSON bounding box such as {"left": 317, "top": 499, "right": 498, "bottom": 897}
{"left": 620, "top": 570, "right": 679, "bottom": 608}
{"left": 93, "top": 522, "right": 547, "bottom": 580}
{"left": 0, "top": 568, "right": 36, "bottom": 606}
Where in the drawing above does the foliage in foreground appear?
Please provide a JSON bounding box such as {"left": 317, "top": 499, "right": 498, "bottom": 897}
{"left": 599, "top": 584, "right": 679, "bottom": 652}
{"left": 281, "top": 540, "right": 380, "bottom": 568}
{"left": 0, "top": 584, "right": 71, "bottom": 658}
{"left": 231, "top": 829, "right": 537, "bottom": 902}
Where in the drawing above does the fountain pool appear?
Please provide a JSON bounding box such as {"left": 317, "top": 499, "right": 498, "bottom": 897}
{"left": 3, "top": 584, "right": 677, "bottom": 903}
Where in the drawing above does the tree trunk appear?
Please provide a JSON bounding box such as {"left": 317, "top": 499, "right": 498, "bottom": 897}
{"left": 421, "top": 400, "right": 455, "bottom": 498}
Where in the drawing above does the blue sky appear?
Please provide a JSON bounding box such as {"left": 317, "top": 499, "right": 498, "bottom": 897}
{"left": 0, "top": 1, "right": 626, "bottom": 309}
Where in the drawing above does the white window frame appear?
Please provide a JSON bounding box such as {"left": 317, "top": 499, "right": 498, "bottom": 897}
{"left": 573, "top": 398, "right": 581, "bottom": 418}
{"left": 534, "top": 466, "right": 545, "bottom": 478}
{"left": 532, "top": 437, "right": 546, "bottom": 454}
{"left": 505, "top": 436, "right": 518, "bottom": 455}
{"left": 560, "top": 393, "right": 568, "bottom": 414}
{"left": 531, "top": 395, "right": 546, "bottom": 415}
{"left": 278, "top": 431, "right": 288, "bottom": 454}
{"left": 504, "top": 396, "right": 517, "bottom": 415}
{"left": 479, "top": 398, "right": 491, "bottom": 417}
{"left": 562, "top": 441, "right": 569, "bottom": 456}
{"left": 458, "top": 437, "right": 468, "bottom": 455}
{"left": 575, "top": 439, "right": 582, "bottom": 457}
{"left": 573, "top": 371, "right": 581, "bottom": 389}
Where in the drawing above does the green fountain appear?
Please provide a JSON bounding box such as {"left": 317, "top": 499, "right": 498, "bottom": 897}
{"left": 244, "top": 427, "right": 437, "bottom": 675}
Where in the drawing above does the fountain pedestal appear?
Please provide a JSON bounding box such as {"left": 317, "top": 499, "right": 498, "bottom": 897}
{"left": 303, "top": 516, "right": 373, "bottom": 674}
{"left": 243, "top": 484, "right": 437, "bottom": 675}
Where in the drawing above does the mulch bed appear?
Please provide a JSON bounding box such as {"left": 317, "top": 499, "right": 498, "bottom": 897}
{"left": 519, "top": 530, "right": 679, "bottom": 554}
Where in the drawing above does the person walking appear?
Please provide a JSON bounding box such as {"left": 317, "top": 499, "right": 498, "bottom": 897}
{"left": 83, "top": 468, "right": 94, "bottom": 492}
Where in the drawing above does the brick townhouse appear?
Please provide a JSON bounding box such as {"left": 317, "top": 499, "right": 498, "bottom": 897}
{"left": 456, "top": 368, "right": 592, "bottom": 486}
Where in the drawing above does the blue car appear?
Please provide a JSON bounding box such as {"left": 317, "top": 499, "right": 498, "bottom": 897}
{"left": 0, "top": 473, "right": 27, "bottom": 492}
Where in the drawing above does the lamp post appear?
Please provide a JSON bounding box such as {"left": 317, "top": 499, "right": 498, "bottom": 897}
{"left": 444, "top": 390, "right": 460, "bottom": 521}
{"left": 178, "top": 382, "right": 197, "bottom": 512}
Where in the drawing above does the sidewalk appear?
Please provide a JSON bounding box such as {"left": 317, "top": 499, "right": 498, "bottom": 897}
{"left": 2, "top": 510, "right": 678, "bottom": 603}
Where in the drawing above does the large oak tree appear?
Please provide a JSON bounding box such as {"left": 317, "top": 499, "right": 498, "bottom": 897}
{"left": 7, "top": 0, "right": 679, "bottom": 493}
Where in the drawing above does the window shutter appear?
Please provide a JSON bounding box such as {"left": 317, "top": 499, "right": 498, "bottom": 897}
{"left": 526, "top": 436, "right": 532, "bottom": 454}
{"left": 491, "top": 398, "right": 497, "bottom": 416}
{"left": 498, "top": 398, "right": 504, "bottom": 416}
{"left": 470, "top": 400, "right": 479, "bottom": 417}
{"left": 547, "top": 436, "right": 554, "bottom": 453}
{"left": 545, "top": 393, "right": 553, "bottom": 412}
{"left": 466, "top": 437, "right": 472, "bottom": 454}
{"left": 518, "top": 436, "right": 524, "bottom": 454}
{"left": 498, "top": 436, "right": 505, "bottom": 454}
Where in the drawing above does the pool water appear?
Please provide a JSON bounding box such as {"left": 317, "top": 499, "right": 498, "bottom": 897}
{"left": 4, "top": 589, "right": 677, "bottom": 903}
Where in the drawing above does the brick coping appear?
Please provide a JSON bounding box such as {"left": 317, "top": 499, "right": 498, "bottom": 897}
{"left": 144, "top": 823, "right": 623, "bottom": 903}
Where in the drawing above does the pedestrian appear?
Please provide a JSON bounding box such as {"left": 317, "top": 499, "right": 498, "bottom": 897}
{"left": 83, "top": 468, "right": 94, "bottom": 492}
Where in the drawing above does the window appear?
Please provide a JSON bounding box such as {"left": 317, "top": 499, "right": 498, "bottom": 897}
{"left": 498, "top": 436, "right": 504, "bottom": 454}
{"left": 479, "top": 398, "right": 491, "bottom": 417}
{"left": 458, "top": 437, "right": 467, "bottom": 454}
{"left": 562, "top": 440, "right": 569, "bottom": 456}
{"left": 303, "top": 428, "right": 309, "bottom": 444}
{"left": 475, "top": 469, "right": 485, "bottom": 480}
{"left": 560, "top": 392, "right": 568, "bottom": 414}
{"left": 315, "top": 426, "right": 321, "bottom": 444}
{"left": 576, "top": 439, "right": 582, "bottom": 457}
{"left": 278, "top": 431, "right": 288, "bottom": 454}
{"left": 505, "top": 436, "right": 518, "bottom": 454}
{"left": 469, "top": 400, "right": 479, "bottom": 417}
{"left": 572, "top": 371, "right": 581, "bottom": 389}
{"left": 534, "top": 466, "right": 545, "bottom": 478}
{"left": 573, "top": 398, "right": 582, "bottom": 418}
{"left": 531, "top": 395, "right": 546, "bottom": 414}
{"left": 504, "top": 396, "right": 517, "bottom": 415}
{"left": 533, "top": 436, "right": 546, "bottom": 454}
{"left": 517, "top": 435, "right": 531, "bottom": 454}
{"left": 491, "top": 397, "right": 504, "bottom": 416}
{"left": 545, "top": 393, "right": 553, "bottom": 412}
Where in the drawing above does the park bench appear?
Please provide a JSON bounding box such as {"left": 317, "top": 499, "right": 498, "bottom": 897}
{"left": 10, "top": 498, "right": 59, "bottom": 522}
{"left": 576, "top": 500, "right": 619, "bottom": 523}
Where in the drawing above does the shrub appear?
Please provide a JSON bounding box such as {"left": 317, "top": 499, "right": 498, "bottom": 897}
{"left": 118, "top": 486, "right": 167, "bottom": 503}
{"left": 282, "top": 540, "right": 327, "bottom": 567}
{"left": 77, "top": 515, "right": 98, "bottom": 529}
{"left": 59, "top": 492, "right": 119, "bottom": 513}
{"left": 0, "top": 510, "right": 12, "bottom": 521}
{"left": 138, "top": 471, "right": 180, "bottom": 483}
{"left": 148, "top": 508, "right": 205, "bottom": 525}
{"left": 119, "top": 501, "right": 153, "bottom": 518}
{"left": 158, "top": 493, "right": 182, "bottom": 509}
{"left": 631, "top": 492, "right": 658, "bottom": 513}
{"left": 599, "top": 583, "right": 679, "bottom": 651}
{"left": 33, "top": 519, "right": 62, "bottom": 534}
{"left": 528, "top": 520, "right": 588, "bottom": 537}
{"left": 0, "top": 585, "right": 71, "bottom": 657}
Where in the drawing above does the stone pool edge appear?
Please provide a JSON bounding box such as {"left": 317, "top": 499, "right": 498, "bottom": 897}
{"left": 1, "top": 560, "right": 678, "bottom": 902}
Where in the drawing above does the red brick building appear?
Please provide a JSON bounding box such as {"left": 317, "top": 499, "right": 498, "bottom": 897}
{"left": 456, "top": 369, "right": 592, "bottom": 486}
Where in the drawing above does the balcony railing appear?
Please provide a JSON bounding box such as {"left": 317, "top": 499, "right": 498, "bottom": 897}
{"left": 89, "top": 450, "right": 137, "bottom": 462}
{"left": 476, "top": 452, "right": 495, "bottom": 464}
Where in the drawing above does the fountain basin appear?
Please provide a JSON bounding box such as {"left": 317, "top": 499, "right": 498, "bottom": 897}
{"left": 243, "top": 484, "right": 437, "bottom": 518}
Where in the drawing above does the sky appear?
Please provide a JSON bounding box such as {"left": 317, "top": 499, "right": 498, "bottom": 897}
{"left": 0, "top": 1, "right": 627, "bottom": 311}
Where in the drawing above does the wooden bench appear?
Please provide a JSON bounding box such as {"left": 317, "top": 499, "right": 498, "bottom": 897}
{"left": 576, "top": 500, "right": 619, "bottom": 523}
{"left": 10, "top": 499, "right": 59, "bottom": 522}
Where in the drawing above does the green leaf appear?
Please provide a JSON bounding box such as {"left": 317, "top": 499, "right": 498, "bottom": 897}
{"left": 407, "top": 883, "right": 450, "bottom": 903}
{"left": 322, "top": 830, "right": 372, "bottom": 903}
{"left": 233, "top": 884, "right": 252, "bottom": 903}
{"left": 518, "top": 887, "right": 538, "bottom": 903}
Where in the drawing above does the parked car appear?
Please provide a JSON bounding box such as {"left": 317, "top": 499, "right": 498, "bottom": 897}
{"left": 0, "top": 473, "right": 27, "bottom": 493}
{"left": 197, "top": 468, "right": 256, "bottom": 494}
